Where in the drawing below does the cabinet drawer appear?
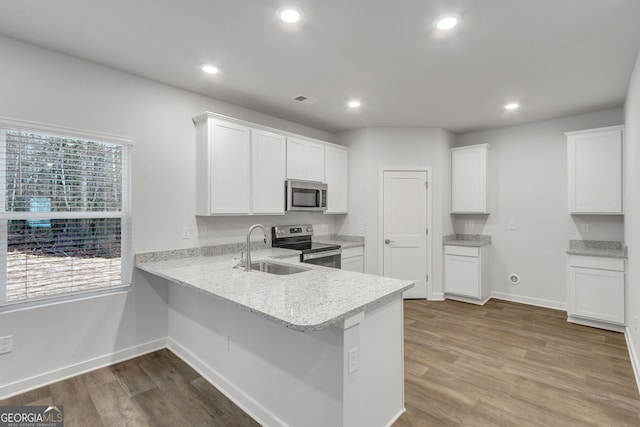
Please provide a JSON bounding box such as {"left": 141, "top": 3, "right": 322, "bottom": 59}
{"left": 342, "top": 246, "right": 364, "bottom": 258}
{"left": 568, "top": 255, "right": 624, "bottom": 271}
{"left": 444, "top": 245, "right": 479, "bottom": 257}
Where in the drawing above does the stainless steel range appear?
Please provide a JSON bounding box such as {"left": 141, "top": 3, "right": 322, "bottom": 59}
{"left": 272, "top": 224, "right": 342, "bottom": 269}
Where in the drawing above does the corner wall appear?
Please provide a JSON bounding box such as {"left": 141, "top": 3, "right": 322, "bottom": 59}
{"left": 0, "top": 35, "right": 336, "bottom": 398}
{"left": 624, "top": 49, "right": 640, "bottom": 386}
{"left": 455, "top": 109, "right": 624, "bottom": 308}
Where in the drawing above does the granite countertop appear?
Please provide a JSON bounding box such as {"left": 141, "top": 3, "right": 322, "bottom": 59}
{"left": 567, "top": 240, "right": 627, "bottom": 259}
{"left": 443, "top": 234, "right": 492, "bottom": 247}
{"left": 314, "top": 235, "right": 364, "bottom": 249}
{"left": 136, "top": 248, "right": 411, "bottom": 332}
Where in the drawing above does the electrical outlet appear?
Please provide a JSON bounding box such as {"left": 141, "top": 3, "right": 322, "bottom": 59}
{"left": 348, "top": 346, "right": 359, "bottom": 375}
{"left": 0, "top": 335, "right": 13, "bottom": 355}
{"left": 508, "top": 221, "right": 516, "bottom": 231}
{"left": 468, "top": 221, "right": 475, "bottom": 229}
{"left": 580, "top": 223, "right": 590, "bottom": 233}
{"left": 222, "top": 332, "right": 229, "bottom": 351}
{"left": 634, "top": 317, "right": 639, "bottom": 332}
{"left": 182, "top": 226, "right": 191, "bottom": 239}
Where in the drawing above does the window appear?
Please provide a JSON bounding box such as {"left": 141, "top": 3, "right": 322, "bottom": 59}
{"left": 0, "top": 118, "right": 132, "bottom": 307}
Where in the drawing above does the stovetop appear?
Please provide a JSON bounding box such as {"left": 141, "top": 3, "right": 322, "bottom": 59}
{"left": 272, "top": 224, "right": 341, "bottom": 254}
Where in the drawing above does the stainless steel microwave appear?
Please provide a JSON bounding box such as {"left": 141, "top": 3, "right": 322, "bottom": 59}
{"left": 286, "top": 180, "right": 327, "bottom": 212}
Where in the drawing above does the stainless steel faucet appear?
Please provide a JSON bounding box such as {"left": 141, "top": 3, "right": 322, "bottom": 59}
{"left": 245, "top": 224, "right": 268, "bottom": 272}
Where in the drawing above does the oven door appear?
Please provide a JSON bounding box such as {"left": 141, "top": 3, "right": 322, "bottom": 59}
{"left": 301, "top": 249, "right": 342, "bottom": 269}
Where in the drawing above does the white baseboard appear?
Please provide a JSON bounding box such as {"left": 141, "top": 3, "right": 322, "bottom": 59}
{"left": 386, "top": 408, "right": 406, "bottom": 427}
{"left": 429, "top": 292, "right": 445, "bottom": 301}
{"left": 491, "top": 292, "right": 566, "bottom": 311}
{"left": 0, "top": 337, "right": 167, "bottom": 400}
{"left": 167, "top": 338, "right": 287, "bottom": 427}
{"left": 625, "top": 328, "right": 640, "bottom": 395}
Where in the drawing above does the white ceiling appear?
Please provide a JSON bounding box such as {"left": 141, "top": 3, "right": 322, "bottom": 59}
{"left": 1, "top": 0, "right": 639, "bottom": 134}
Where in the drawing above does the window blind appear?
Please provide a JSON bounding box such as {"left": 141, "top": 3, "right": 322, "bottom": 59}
{"left": 0, "top": 119, "right": 132, "bottom": 306}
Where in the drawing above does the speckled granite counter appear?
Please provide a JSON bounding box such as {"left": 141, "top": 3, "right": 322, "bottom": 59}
{"left": 136, "top": 248, "right": 411, "bottom": 332}
{"left": 443, "top": 234, "right": 492, "bottom": 247}
{"left": 567, "top": 240, "right": 627, "bottom": 259}
{"left": 314, "top": 234, "right": 364, "bottom": 249}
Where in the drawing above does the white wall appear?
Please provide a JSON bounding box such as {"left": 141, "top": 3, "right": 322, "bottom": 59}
{"left": 335, "top": 127, "right": 454, "bottom": 298}
{"left": 455, "top": 109, "right": 624, "bottom": 308}
{"left": 624, "top": 50, "right": 640, "bottom": 382}
{"left": 0, "top": 35, "right": 337, "bottom": 397}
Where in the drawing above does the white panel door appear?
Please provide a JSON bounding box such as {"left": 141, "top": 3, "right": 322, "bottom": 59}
{"left": 305, "top": 140, "right": 325, "bottom": 182}
{"left": 568, "top": 267, "right": 625, "bottom": 324}
{"left": 252, "top": 130, "right": 286, "bottom": 214}
{"left": 383, "top": 171, "right": 428, "bottom": 299}
{"left": 325, "top": 145, "right": 348, "bottom": 213}
{"left": 445, "top": 255, "right": 480, "bottom": 298}
{"left": 451, "top": 146, "right": 487, "bottom": 213}
{"left": 567, "top": 127, "right": 623, "bottom": 213}
{"left": 209, "top": 120, "right": 251, "bottom": 214}
{"left": 286, "top": 137, "right": 306, "bottom": 180}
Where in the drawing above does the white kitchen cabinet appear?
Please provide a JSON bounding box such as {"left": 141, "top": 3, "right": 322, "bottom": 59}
{"left": 566, "top": 125, "right": 623, "bottom": 214}
{"left": 567, "top": 255, "right": 625, "bottom": 331}
{"left": 195, "top": 116, "right": 252, "bottom": 215}
{"left": 194, "top": 113, "right": 286, "bottom": 216}
{"left": 450, "top": 144, "right": 489, "bottom": 214}
{"left": 341, "top": 246, "right": 364, "bottom": 273}
{"left": 444, "top": 245, "right": 490, "bottom": 304}
{"left": 324, "top": 145, "right": 349, "bottom": 214}
{"left": 286, "top": 137, "right": 325, "bottom": 182}
{"left": 252, "top": 129, "right": 286, "bottom": 214}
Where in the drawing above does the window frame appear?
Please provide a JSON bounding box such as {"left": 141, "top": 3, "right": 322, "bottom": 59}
{"left": 0, "top": 116, "right": 133, "bottom": 311}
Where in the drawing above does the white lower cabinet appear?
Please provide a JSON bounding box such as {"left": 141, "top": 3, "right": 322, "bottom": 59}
{"left": 567, "top": 255, "right": 625, "bottom": 331}
{"left": 444, "top": 245, "right": 490, "bottom": 304}
{"left": 341, "top": 246, "right": 364, "bottom": 273}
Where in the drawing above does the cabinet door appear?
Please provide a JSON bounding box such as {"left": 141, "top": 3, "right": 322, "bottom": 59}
{"left": 209, "top": 120, "right": 251, "bottom": 214}
{"left": 252, "top": 130, "right": 286, "bottom": 214}
{"left": 568, "top": 266, "right": 625, "bottom": 324}
{"left": 567, "top": 126, "right": 623, "bottom": 214}
{"left": 451, "top": 145, "right": 487, "bottom": 213}
{"left": 325, "top": 146, "right": 349, "bottom": 213}
{"left": 286, "top": 138, "right": 307, "bottom": 180}
{"left": 445, "top": 254, "right": 480, "bottom": 298}
{"left": 305, "top": 141, "right": 325, "bottom": 182}
{"left": 342, "top": 256, "right": 364, "bottom": 273}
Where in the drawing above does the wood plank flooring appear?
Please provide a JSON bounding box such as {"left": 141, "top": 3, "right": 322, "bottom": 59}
{"left": 2, "top": 299, "right": 640, "bottom": 426}
{"left": 395, "top": 299, "right": 640, "bottom": 426}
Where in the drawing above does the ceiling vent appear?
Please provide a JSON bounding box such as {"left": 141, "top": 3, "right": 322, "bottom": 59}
{"left": 291, "top": 95, "right": 319, "bottom": 106}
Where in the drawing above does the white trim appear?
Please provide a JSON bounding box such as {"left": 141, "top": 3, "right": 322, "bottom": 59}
{"left": 490, "top": 292, "right": 567, "bottom": 311}
{"left": 567, "top": 315, "right": 625, "bottom": 333}
{"left": 0, "top": 337, "right": 166, "bottom": 400}
{"left": 378, "top": 166, "right": 433, "bottom": 300}
{"left": 0, "top": 116, "right": 134, "bottom": 146}
{"left": 625, "top": 328, "right": 640, "bottom": 395}
{"left": 386, "top": 408, "right": 407, "bottom": 427}
{"left": 430, "top": 292, "right": 446, "bottom": 301}
{"left": 0, "top": 285, "right": 130, "bottom": 313}
{"left": 167, "top": 338, "right": 287, "bottom": 427}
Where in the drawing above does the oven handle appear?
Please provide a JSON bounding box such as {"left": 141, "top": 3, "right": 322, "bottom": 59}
{"left": 302, "top": 249, "right": 342, "bottom": 261}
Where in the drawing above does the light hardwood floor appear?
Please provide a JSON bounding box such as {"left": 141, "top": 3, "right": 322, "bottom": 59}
{"left": 2, "top": 299, "right": 640, "bottom": 426}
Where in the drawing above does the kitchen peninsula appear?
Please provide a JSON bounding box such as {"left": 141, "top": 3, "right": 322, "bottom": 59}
{"left": 136, "top": 247, "right": 413, "bottom": 427}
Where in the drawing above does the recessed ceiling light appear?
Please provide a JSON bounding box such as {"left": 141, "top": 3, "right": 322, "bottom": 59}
{"left": 279, "top": 8, "right": 302, "bottom": 23}
{"left": 202, "top": 65, "right": 219, "bottom": 74}
{"left": 505, "top": 103, "right": 520, "bottom": 111}
{"left": 434, "top": 14, "right": 461, "bottom": 30}
{"left": 347, "top": 100, "right": 361, "bottom": 108}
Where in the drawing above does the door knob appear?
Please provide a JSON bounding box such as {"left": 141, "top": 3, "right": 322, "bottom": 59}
{"left": 385, "top": 239, "right": 394, "bottom": 244}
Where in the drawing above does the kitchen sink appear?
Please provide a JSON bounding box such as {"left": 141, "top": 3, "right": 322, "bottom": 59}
{"left": 250, "top": 261, "right": 310, "bottom": 275}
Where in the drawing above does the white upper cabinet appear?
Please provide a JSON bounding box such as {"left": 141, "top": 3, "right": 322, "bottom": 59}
{"left": 324, "top": 145, "right": 349, "bottom": 214}
{"left": 450, "top": 144, "right": 489, "bottom": 214}
{"left": 566, "top": 125, "right": 623, "bottom": 214}
{"left": 195, "top": 117, "right": 251, "bottom": 215}
{"left": 194, "top": 113, "right": 286, "bottom": 216}
{"left": 252, "top": 130, "right": 286, "bottom": 215}
{"left": 286, "top": 137, "right": 325, "bottom": 182}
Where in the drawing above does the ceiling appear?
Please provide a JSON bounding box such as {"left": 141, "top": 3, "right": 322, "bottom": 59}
{"left": 1, "top": 0, "right": 639, "bottom": 134}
